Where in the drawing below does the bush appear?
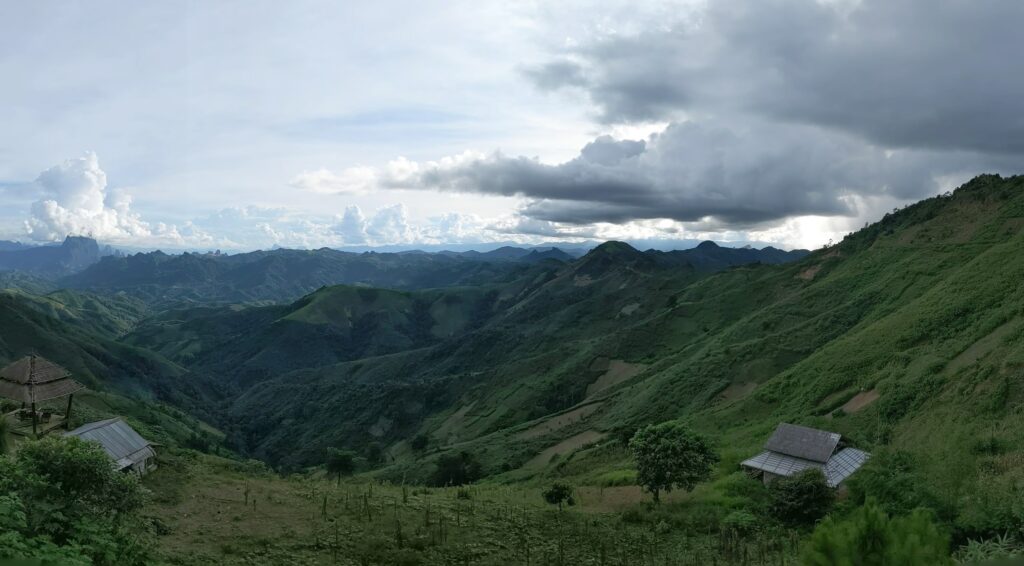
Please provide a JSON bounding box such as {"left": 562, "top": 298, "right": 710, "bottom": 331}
{"left": 803, "top": 499, "right": 952, "bottom": 565}
{"left": 722, "top": 510, "right": 760, "bottom": 535}
{"left": 410, "top": 434, "right": 428, "bottom": 451}
{"left": 429, "top": 452, "right": 482, "bottom": 487}
{"left": 325, "top": 448, "right": 356, "bottom": 485}
{"left": 768, "top": 469, "right": 834, "bottom": 527}
{"left": 0, "top": 436, "right": 152, "bottom": 565}
{"left": 542, "top": 482, "right": 575, "bottom": 511}
{"left": 845, "top": 450, "right": 947, "bottom": 520}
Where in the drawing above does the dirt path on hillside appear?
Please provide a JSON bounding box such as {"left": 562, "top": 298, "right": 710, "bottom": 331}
{"left": 947, "top": 319, "right": 1019, "bottom": 373}
{"left": 515, "top": 403, "right": 603, "bottom": 440}
{"left": 840, "top": 389, "right": 880, "bottom": 413}
{"left": 525, "top": 430, "right": 606, "bottom": 468}
{"left": 719, "top": 382, "right": 757, "bottom": 402}
{"left": 435, "top": 401, "right": 476, "bottom": 443}
{"left": 586, "top": 360, "right": 646, "bottom": 397}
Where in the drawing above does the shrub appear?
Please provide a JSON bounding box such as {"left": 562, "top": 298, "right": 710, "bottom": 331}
{"left": 429, "top": 452, "right": 482, "bottom": 487}
{"left": 410, "top": 434, "right": 429, "bottom": 451}
{"left": 542, "top": 482, "right": 575, "bottom": 511}
{"left": 721, "top": 510, "right": 760, "bottom": 535}
{"left": 325, "top": 448, "right": 356, "bottom": 485}
{"left": 803, "top": 499, "right": 952, "bottom": 565}
{"left": 845, "top": 450, "right": 946, "bottom": 520}
{"left": 0, "top": 417, "right": 8, "bottom": 454}
{"left": 629, "top": 421, "right": 719, "bottom": 503}
{"left": 0, "top": 436, "right": 151, "bottom": 565}
{"left": 768, "top": 469, "right": 834, "bottom": 527}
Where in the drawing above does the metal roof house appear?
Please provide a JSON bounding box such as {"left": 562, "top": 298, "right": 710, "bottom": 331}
{"left": 740, "top": 423, "right": 869, "bottom": 488}
{"left": 65, "top": 418, "right": 157, "bottom": 475}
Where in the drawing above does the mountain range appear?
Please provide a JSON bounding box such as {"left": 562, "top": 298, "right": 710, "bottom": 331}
{"left": 7, "top": 176, "right": 1024, "bottom": 543}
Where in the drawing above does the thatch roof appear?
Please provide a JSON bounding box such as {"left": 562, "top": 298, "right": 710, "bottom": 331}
{"left": 0, "top": 356, "right": 85, "bottom": 404}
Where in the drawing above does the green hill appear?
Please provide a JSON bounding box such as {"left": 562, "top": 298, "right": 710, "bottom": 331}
{"left": 160, "top": 175, "right": 1024, "bottom": 545}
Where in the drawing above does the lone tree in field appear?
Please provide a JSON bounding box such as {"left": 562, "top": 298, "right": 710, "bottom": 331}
{"left": 430, "top": 451, "right": 483, "bottom": 486}
{"left": 542, "top": 482, "right": 575, "bottom": 511}
{"left": 325, "top": 448, "right": 356, "bottom": 485}
{"left": 629, "top": 421, "right": 718, "bottom": 503}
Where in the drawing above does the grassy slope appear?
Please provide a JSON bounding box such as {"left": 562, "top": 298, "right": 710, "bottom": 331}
{"left": 144, "top": 450, "right": 796, "bottom": 565}
{"left": 400, "top": 175, "right": 1024, "bottom": 538}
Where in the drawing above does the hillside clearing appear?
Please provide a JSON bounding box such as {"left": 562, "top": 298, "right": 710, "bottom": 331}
{"left": 525, "top": 430, "right": 606, "bottom": 468}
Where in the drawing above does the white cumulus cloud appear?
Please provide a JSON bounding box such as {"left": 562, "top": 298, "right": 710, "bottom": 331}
{"left": 25, "top": 152, "right": 156, "bottom": 242}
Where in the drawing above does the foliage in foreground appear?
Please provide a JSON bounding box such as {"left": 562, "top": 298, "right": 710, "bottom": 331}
{"left": 768, "top": 469, "right": 834, "bottom": 527}
{"left": 803, "top": 499, "right": 952, "bottom": 565}
{"left": 629, "top": 421, "right": 719, "bottom": 503}
{"left": 0, "top": 436, "right": 151, "bottom": 565}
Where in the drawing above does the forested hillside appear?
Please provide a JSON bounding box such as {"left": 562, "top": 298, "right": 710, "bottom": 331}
{"left": 5, "top": 175, "right": 1024, "bottom": 562}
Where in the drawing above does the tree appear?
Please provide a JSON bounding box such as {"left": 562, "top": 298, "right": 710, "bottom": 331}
{"left": 629, "top": 421, "right": 718, "bottom": 503}
{"left": 803, "top": 499, "right": 952, "bottom": 565}
{"left": 0, "top": 436, "right": 151, "bottom": 565}
{"left": 542, "top": 482, "right": 575, "bottom": 511}
{"left": 768, "top": 469, "right": 834, "bottom": 526}
{"left": 0, "top": 417, "right": 9, "bottom": 454}
{"left": 410, "top": 434, "right": 429, "bottom": 452}
{"left": 365, "top": 442, "right": 385, "bottom": 465}
{"left": 325, "top": 448, "right": 356, "bottom": 486}
{"left": 430, "top": 452, "right": 482, "bottom": 487}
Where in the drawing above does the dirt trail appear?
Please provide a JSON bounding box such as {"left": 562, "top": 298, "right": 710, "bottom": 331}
{"left": 840, "top": 389, "right": 879, "bottom": 413}
{"left": 435, "top": 401, "right": 476, "bottom": 442}
{"left": 586, "top": 360, "right": 646, "bottom": 397}
{"left": 947, "top": 319, "right": 1018, "bottom": 373}
{"left": 719, "top": 382, "right": 757, "bottom": 402}
{"left": 525, "top": 430, "right": 606, "bottom": 468}
{"left": 515, "top": 403, "right": 603, "bottom": 440}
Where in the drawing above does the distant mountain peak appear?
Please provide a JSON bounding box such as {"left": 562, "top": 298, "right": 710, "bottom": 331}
{"left": 590, "top": 241, "right": 641, "bottom": 256}
{"left": 696, "top": 240, "right": 720, "bottom": 249}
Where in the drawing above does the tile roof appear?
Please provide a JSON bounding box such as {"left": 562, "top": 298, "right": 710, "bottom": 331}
{"left": 764, "top": 423, "right": 841, "bottom": 463}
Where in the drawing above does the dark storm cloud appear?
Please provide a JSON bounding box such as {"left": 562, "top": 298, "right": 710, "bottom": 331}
{"left": 531, "top": 0, "right": 1024, "bottom": 154}
{"left": 394, "top": 119, "right": 970, "bottom": 226}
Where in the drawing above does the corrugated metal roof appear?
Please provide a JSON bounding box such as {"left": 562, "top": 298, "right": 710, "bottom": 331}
{"left": 823, "top": 448, "right": 870, "bottom": 487}
{"left": 65, "top": 418, "right": 154, "bottom": 468}
{"left": 741, "top": 450, "right": 821, "bottom": 478}
{"left": 764, "top": 423, "right": 840, "bottom": 463}
{"left": 741, "top": 447, "right": 871, "bottom": 487}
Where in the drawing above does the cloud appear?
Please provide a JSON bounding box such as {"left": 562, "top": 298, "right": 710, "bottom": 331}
{"left": 290, "top": 166, "right": 377, "bottom": 195}
{"left": 365, "top": 204, "right": 414, "bottom": 243}
{"left": 491, "top": 216, "right": 599, "bottom": 239}
{"left": 24, "top": 152, "right": 182, "bottom": 243}
{"left": 332, "top": 206, "right": 369, "bottom": 244}
{"left": 380, "top": 118, "right": 976, "bottom": 228}
{"left": 529, "top": 0, "right": 1024, "bottom": 154}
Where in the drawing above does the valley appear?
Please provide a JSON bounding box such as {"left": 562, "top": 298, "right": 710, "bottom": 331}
{"left": 3, "top": 175, "right": 1024, "bottom": 563}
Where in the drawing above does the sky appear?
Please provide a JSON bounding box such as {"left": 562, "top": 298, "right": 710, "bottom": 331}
{"left": 1, "top": 0, "right": 1022, "bottom": 252}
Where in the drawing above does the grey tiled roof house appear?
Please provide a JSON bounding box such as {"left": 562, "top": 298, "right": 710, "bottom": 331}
{"left": 740, "top": 423, "right": 869, "bottom": 487}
